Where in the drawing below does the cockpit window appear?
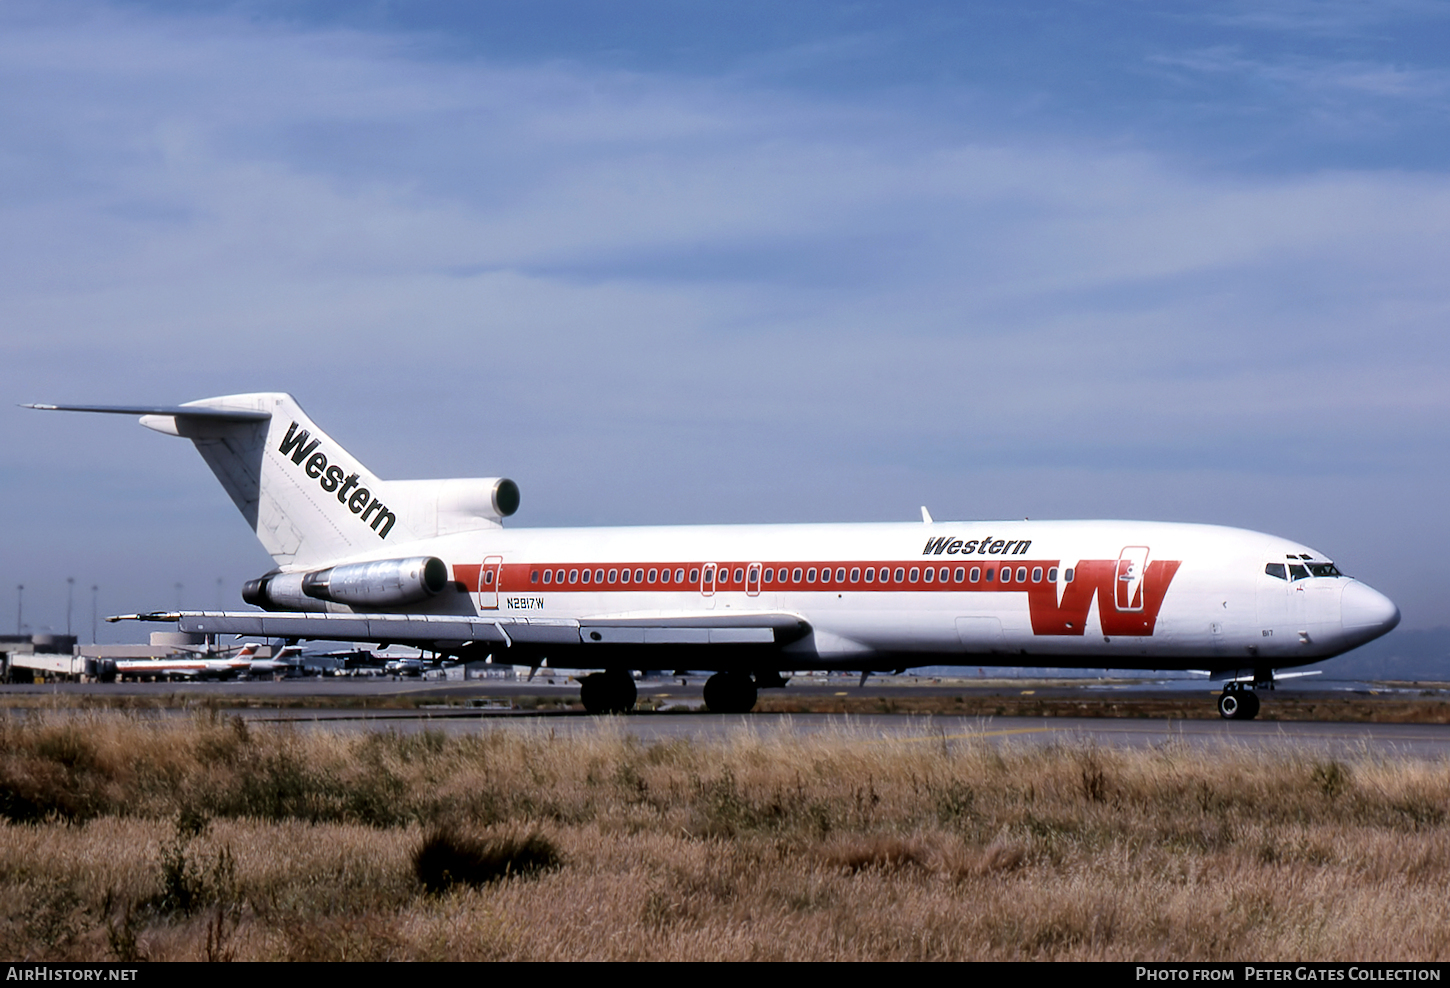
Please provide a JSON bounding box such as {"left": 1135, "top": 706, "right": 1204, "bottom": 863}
{"left": 1288, "top": 564, "right": 1310, "bottom": 581}
{"left": 1265, "top": 563, "right": 1287, "bottom": 580}
{"left": 1307, "top": 562, "right": 1342, "bottom": 577}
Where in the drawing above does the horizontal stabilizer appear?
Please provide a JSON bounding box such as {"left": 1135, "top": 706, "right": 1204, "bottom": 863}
{"left": 24, "top": 403, "right": 270, "bottom": 421}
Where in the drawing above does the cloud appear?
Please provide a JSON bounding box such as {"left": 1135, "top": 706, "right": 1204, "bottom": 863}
{"left": 2, "top": 2, "right": 1448, "bottom": 629}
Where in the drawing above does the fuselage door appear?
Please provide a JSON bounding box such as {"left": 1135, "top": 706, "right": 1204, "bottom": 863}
{"left": 477, "top": 555, "right": 503, "bottom": 610}
{"left": 700, "top": 563, "right": 716, "bottom": 597}
{"left": 746, "top": 563, "right": 761, "bottom": 597}
{"left": 1115, "top": 546, "right": 1150, "bottom": 612}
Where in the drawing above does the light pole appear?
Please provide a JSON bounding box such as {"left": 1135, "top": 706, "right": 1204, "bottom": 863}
{"left": 91, "top": 585, "right": 98, "bottom": 644}
{"left": 66, "top": 577, "right": 74, "bottom": 638}
{"left": 15, "top": 584, "right": 22, "bottom": 636}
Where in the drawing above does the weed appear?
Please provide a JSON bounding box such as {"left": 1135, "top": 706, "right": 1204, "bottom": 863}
{"left": 413, "top": 825, "right": 563, "bottom": 893}
{"left": 1311, "top": 761, "right": 1351, "bottom": 799}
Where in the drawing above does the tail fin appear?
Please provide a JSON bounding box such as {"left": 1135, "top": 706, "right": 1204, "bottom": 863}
{"left": 28, "top": 393, "right": 518, "bottom": 570}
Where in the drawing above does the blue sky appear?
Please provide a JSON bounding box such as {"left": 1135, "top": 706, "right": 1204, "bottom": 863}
{"left": 3, "top": 1, "right": 1448, "bottom": 639}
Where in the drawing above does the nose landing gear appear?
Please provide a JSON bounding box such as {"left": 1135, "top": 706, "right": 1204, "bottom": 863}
{"left": 1217, "top": 681, "right": 1262, "bottom": 720}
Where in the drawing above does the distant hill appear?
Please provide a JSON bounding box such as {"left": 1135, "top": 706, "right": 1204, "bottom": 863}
{"left": 1318, "top": 626, "right": 1450, "bottom": 682}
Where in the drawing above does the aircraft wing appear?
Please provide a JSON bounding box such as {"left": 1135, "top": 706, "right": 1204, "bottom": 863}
{"left": 109, "top": 610, "right": 810, "bottom": 648}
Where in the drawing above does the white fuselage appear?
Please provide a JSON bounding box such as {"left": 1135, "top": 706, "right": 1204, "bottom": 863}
{"left": 313, "top": 518, "right": 1399, "bottom": 673}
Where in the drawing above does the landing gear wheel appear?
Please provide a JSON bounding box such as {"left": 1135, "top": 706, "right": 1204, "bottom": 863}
{"left": 580, "top": 671, "right": 638, "bottom": 715}
{"left": 1241, "top": 690, "right": 1260, "bottom": 719}
{"left": 703, "top": 672, "right": 758, "bottom": 714}
{"left": 1218, "top": 688, "right": 1260, "bottom": 720}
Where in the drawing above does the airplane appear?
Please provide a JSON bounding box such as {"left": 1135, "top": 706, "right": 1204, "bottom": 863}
{"left": 28, "top": 393, "right": 1401, "bottom": 719}
{"left": 243, "top": 644, "right": 308, "bottom": 679}
{"left": 102, "top": 642, "right": 258, "bottom": 682}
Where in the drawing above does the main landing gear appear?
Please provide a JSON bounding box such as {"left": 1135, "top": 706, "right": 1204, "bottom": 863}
{"left": 580, "top": 670, "right": 637, "bottom": 715}
{"left": 1217, "top": 681, "right": 1262, "bottom": 720}
{"left": 703, "top": 672, "right": 758, "bottom": 714}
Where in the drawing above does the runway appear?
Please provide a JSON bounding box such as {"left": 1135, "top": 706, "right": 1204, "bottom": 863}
{"left": 5, "top": 675, "right": 1448, "bottom": 758}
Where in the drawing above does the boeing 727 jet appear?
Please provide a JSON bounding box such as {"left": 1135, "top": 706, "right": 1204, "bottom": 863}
{"left": 28, "top": 393, "right": 1401, "bottom": 719}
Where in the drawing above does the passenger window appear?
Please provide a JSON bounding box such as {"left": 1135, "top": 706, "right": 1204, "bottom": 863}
{"left": 894, "top": 567, "right": 905, "bottom": 582}
{"left": 608, "top": 569, "right": 618, "bottom": 583}
{"left": 986, "top": 567, "right": 995, "bottom": 582}
{"left": 1017, "top": 567, "right": 1027, "bottom": 583}
{"left": 648, "top": 568, "right": 658, "bottom": 583}
{"left": 792, "top": 567, "right": 803, "bottom": 582}
{"left": 580, "top": 569, "right": 591, "bottom": 584}
{"left": 689, "top": 568, "right": 699, "bottom": 582}
{"left": 954, "top": 567, "right": 965, "bottom": 582}
{"left": 923, "top": 567, "right": 934, "bottom": 583}
{"left": 542, "top": 570, "right": 551, "bottom": 584}
{"left": 1265, "top": 563, "right": 1287, "bottom": 580}
{"left": 865, "top": 567, "right": 875, "bottom": 582}
{"left": 1064, "top": 568, "right": 1074, "bottom": 582}
{"left": 633, "top": 568, "right": 643, "bottom": 583}
{"left": 909, "top": 567, "right": 920, "bottom": 582}
{"left": 940, "top": 566, "right": 950, "bottom": 582}
{"left": 1048, "top": 567, "right": 1058, "bottom": 582}
{"left": 675, "top": 569, "right": 685, "bottom": 582}
{"left": 556, "top": 569, "right": 565, "bottom": 584}
{"left": 970, "top": 567, "right": 980, "bottom": 582}
{"left": 807, "top": 568, "right": 817, "bottom": 582}
{"left": 764, "top": 568, "right": 773, "bottom": 582}
{"left": 850, "top": 567, "right": 860, "bottom": 582}
{"left": 1001, "top": 567, "right": 1011, "bottom": 584}
{"left": 735, "top": 568, "right": 745, "bottom": 583}
{"left": 530, "top": 570, "right": 539, "bottom": 584}
{"left": 569, "top": 569, "right": 578, "bottom": 584}
{"left": 1032, "top": 567, "right": 1042, "bottom": 582}
{"left": 835, "top": 567, "right": 846, "bottom": 582}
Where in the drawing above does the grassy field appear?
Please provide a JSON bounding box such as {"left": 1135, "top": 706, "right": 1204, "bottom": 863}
{"left": 1, "top": 710, "right": 1447, "bottom": 960}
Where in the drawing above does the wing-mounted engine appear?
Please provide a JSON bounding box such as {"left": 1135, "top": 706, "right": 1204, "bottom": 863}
{"left": 244, "top": 556, "right": 450, "bottom": 611}
{"left": 383, "top": 477, "right": 520, "bottom": 536}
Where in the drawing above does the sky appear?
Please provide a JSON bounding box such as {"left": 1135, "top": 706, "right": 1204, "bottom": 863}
{"left": 3, "top": 0, "right": 1448, "bottom": 641}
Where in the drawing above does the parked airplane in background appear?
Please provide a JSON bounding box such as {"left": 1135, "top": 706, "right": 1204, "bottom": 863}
{"left": 30, "top": 393, "right": 1400, "bottom": 719}
{"left": 101, "top": 642, "right": 259, "bottom": 682}
{"left": 243, "top": 644, "right": 307, "bottom": 680}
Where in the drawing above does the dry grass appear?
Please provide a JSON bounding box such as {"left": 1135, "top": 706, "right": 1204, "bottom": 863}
{"left": 0, "top": 712, "right": 1448, "bottom": 960}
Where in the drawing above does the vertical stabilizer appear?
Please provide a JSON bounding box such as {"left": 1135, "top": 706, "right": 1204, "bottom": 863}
{"left": 162, "top": 393, "right": 413, "bottom": 568}
{"left": 29, "top": 393, "right": 413, "bottom": 569}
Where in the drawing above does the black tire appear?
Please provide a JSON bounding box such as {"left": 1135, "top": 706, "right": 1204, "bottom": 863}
{"left": 703, "top": 672, "right": 758, "bottom": 714}
{"left": 580, "top": 672, "right": 609, "bottom": 715}
{"left": 611, "top": 673, "right": 638, "bottom": 713}
{"left": 1241, "top": 690, "right": 1261, "bottom": 720}
{"left": 581, "top": 671, "right": 636, "bottom": 715}
{"left": 1218, "top": 690, "right": 1241, "bottom": 720}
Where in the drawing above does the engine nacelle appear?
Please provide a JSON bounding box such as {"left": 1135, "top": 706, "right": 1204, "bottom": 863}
{"left": 243, "top": 556, "right": 450, "bottom": 610}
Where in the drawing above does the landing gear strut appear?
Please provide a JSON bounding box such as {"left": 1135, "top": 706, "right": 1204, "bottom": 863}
{"left": 580, "top": 670, "right": 637, "bottom": 715}
{"left": 703, "top": 672, "right": 758, "bottom": 714}
{"left": 1217, "top": 682, "right": 1261, "bottom": 720}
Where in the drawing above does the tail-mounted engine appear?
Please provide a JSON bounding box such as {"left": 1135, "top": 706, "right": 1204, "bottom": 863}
{"left": 243, "top": 556, "right": 450, "bottom": 611}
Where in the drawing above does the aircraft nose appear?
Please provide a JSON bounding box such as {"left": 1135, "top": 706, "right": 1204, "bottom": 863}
{"left": 1341, "top": 581, "right": 1400, "bottom": 637}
